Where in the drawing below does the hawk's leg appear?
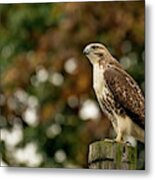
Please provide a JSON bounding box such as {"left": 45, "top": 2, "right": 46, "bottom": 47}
{"left": 115, "top": 131, "right": 124, "bottom": 143}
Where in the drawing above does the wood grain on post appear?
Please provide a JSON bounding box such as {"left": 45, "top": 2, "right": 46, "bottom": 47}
{"left": 88, "top": 140, "right": 137, "bottom": 170}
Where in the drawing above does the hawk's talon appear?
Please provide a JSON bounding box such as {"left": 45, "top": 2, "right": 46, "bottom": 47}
{"left": 103, "top": 138, "right": 116, "bottom": 143}
{"left": 125, "top": 141, "right": 132, "bottom": 146}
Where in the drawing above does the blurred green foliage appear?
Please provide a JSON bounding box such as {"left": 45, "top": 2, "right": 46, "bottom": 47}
{"left": 0, "top": 1, "right": 144, "bottom": 169}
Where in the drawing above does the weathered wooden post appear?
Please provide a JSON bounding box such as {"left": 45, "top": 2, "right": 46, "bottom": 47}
{"left": 88, "top": 140, "right": 137, "bottom": 170}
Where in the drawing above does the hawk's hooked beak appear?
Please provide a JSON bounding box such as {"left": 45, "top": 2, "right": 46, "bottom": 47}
{"left": 83, "top": 47, "right": 89, "bottom": 55}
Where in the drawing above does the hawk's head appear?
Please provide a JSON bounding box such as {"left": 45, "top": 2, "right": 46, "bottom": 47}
{"left": 83, "top": 43, "right": 111, "bottom": 64}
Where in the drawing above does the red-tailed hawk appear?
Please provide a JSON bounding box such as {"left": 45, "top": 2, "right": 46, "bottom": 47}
{"left": 83, "top": 43, "right": 145, "bottom": 143}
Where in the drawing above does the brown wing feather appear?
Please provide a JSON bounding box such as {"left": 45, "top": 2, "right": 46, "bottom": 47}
{"left": 104, "top": 67, "right": 145, "bottom": 128}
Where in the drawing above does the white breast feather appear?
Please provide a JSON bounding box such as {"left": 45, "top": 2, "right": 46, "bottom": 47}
{"left": 93, "top": 63, "right": 107, "bottom": 96}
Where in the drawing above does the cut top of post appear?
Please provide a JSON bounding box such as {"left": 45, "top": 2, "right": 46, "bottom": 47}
{"left": 88, "top": 140, "right": 137, "bottom": 170}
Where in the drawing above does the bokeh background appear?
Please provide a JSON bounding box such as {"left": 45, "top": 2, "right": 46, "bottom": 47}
{"left": 0, "top": 1, "right": 144, "bottom": 168}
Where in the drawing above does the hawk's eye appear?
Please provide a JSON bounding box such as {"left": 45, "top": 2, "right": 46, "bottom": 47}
{"left": 92, "top": 46, "right": 98, "bottom": 49}
{"left": 94, "top": 52, "right": 104, "bottom": 57}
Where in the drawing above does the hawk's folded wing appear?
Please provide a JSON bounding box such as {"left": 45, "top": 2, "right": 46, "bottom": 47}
{"left": 104, "top": 67, "right": 145, "bottom": 129}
